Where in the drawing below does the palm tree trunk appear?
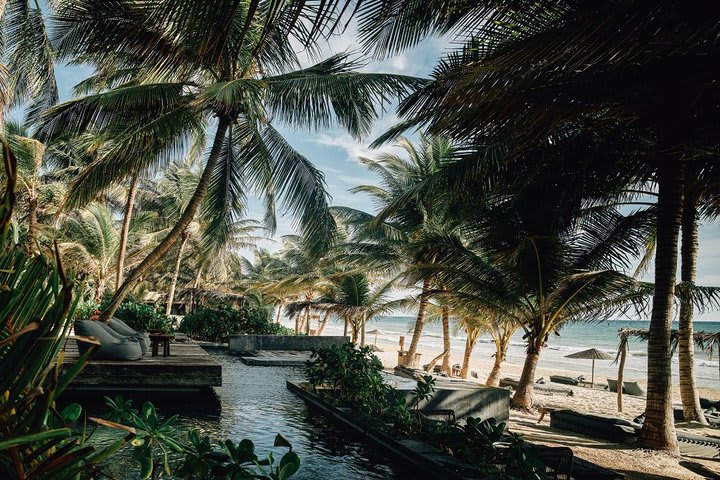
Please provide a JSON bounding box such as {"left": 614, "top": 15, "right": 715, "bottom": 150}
{"left": 99, "top": 117, "right": 230, "bottom": 322}
{"left": 115, "top": 174, "right": 139, "bottom": 289}
{"left": 405, "top": 277, "right": 431, "bottom": 363}
{"left": 459, "top": 333, "right": 476, "bottom": 379}
{"left": 94, "top": 273, "right": 105, "bottom": 303}
{"left": 26, "top": 193, "right": 38, "bottom": 251}
{"left": 343, "top": 316, "right": 348, "bottom": 337}
{"left": 440, "top": 305, "right": 451, "bottom": 375}
{"left": 486, "top": 355, "right": 503, "bottom": 387}
{"left": 275, "top": 301, "right": 284, "bottom": 323}
{"left": 317, "top": 311, "right": 330, "bottom": 336}
{"left": 305, "top": 308, "right": 311, "bottom": 335}
{"left": 678, "top": 189, "right": 707, "bottom": 424}
{"left": 511, "top": 337, "right": 543, "bottom": 411}
{"left": 638, "top": 158, "right": 683, "bottom": 453}
{"left": 511, "top": 351, "right": 540, "bottom": 411}
{"left": 165, "top": 230, "right": 188, "bottom": 317}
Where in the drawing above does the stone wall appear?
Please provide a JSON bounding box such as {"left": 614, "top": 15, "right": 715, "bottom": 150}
{"left": 228, "top": 335, "right": 350, "bottom": 353}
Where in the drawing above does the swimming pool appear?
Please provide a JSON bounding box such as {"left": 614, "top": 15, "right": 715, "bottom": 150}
{"left": 85, "top": 350, "right": 410, "bottom": 479}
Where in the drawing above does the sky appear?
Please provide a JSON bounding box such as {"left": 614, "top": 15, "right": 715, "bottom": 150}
{"left": 49, "top": 18, "right": 720, "bottom": 320}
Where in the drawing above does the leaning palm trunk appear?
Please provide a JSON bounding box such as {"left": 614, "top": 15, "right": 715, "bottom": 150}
{"left": 405, "top": 277, "right": 431, "bottom": 362}
{"left": 316, "top": 311, "right": 331, "bottom": 336}
{"left": 99, "top": 118, "right": 230, "bottom": 321}
{"left": 678, "top": 190, "right": 707, "bottom": 424}
{"left": 116, "top": 174, "right": 138, "bottom": 289}
{"left": 165, "top": 230, "right": 189, "bottom": 317}
{"left": 459, "top": 333, "right": 478, "bottom": 379}
{"left": 511, "top": 336, "right": 543, "bottom": 411}
{"left": 487, "top": 326, "right": 513, "bottom": 387}
{"left": 440, "top": 305, "right": 451, "bottom": 375}
{"left": 275, "top": 301, "right": 284, "bottom": 324}
{"left": 638, "top": 158, "right": 683, "bottom": 453}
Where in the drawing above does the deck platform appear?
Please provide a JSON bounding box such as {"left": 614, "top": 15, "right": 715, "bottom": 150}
{"left": 60, "top": 338, "right": 222, "bottom": 392}
{"left": 239, "top": 350, "right": 311, "bottom": 366}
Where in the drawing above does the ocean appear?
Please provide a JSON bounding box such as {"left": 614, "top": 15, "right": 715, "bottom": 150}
{"left": 309, "top": 316, "right": 720, "bottom": 388}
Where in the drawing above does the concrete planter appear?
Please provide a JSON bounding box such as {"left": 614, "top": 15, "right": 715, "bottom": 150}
{"left": 287, "top": 381, "right": 491, "bottom": 480}
{"left": 228, "top": 335, "right": 349, "bottom": 354}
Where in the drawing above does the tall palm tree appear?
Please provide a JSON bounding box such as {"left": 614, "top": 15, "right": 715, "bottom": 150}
{"left": 333, "top": 134, "right": 457, "bottom": 367}
{"left": 37, "top": 0, "right": 424, "bottom": 322}
{"left": 353, "top": 0, "right": 720, "bottom": 451}
{"left": 677, "top": 162, "right": 720, "bottom": 424}
{"left": 0, "top": 0, "right": 58, "bottom": 124}
{"left": 408, "top": 186, "right": 658, "bottom": 410}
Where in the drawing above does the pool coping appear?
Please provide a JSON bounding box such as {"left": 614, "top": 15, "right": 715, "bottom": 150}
{"left": 286, "top": 381, "right": 491, "bottom": 480}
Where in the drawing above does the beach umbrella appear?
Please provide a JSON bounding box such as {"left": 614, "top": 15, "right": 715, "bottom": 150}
{"left": 366, "top": 329, "right": 382, "bottom": 346}
{"left": 564, "top": 348, "right": 614, "bottom": 387}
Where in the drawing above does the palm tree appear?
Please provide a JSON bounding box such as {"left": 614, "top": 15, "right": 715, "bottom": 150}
{"left": 333, "top": 134, "right": 457, "bottom": 366}
{"left": 286, "top": 273, "right": 407, "bottom": 344}
{"left": 4, "top": 121, "right": 45, "bottom": 250}
{"left": 676, "top": 162, "right": 720, "bottom": 424}
{"left": 408, "top": 191, "right": 657, "bottom": 410}
{"left": 0, "top": 0, "right": 58, "bottom": 124}
{"left": 353, "top": 0, "right": 720, "bottom": 451}
{"left": 37, "top": 0, "right": 424, "bottom": 322}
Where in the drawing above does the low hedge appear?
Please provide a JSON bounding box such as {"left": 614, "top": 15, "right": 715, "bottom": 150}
{"left": 178, "top": 303, "right": 293, "bottom": 342}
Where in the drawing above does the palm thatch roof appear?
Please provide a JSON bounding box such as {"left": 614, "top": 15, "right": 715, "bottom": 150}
{"left": 565, "top": 348, "right": 614, "bottom": 360}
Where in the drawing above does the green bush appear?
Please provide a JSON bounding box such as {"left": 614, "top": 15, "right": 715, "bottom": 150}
{"left": 305, "top": 344, "right": 545, "bottom": 479}
{"left": 178, "top": 303, "right": 293, "bottom": 342}
{"left": 76, "top": 297, "right": 172, "bottom": 332}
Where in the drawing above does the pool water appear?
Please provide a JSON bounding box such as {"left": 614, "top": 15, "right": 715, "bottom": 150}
{"left": 83, "top": 350, "right": 410, "bottom": 479}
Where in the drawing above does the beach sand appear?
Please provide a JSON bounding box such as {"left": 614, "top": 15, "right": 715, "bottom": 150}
{"left": 371, "top": 343, "right": 720, "bottom": 480}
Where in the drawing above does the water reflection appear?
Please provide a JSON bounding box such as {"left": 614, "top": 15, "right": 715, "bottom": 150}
{"left": 66, "top": 351, "right": 409, "bottom": 479}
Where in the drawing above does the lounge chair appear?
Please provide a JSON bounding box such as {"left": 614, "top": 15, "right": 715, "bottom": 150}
{"left": 107, "top": 317, "right": 151, "bottom": 355}
{"left": 500, "top": 377, "right": 574, "bottom": 396}
{"left": 549, "top": 409, "right": 641, "bottom": 443}
{"left": 622, "top": 381, "right": 645, "bottom": 396}
{"left": 607, "top": 379, "right": 645, "bottom": 396}
{"left": 550, "top": 375, "right": 584, "bottom": 386}
{"left": 74, "top": 320, "right": 142, "bottom": 360}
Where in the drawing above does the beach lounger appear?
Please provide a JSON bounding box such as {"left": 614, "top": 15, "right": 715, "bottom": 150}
{"left": 549, "top": 375, "right": 583, "bottom": 386}
{"left": 549, "top": 410, "right": 641, "bottom": 443}
{"left": 500, "top": 377, "right": 574, "bottom": 396}
{"left": 607, "top": 379, "right": 646, "bottom": 396}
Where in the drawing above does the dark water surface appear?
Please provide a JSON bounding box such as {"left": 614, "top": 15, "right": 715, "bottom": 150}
{"left": 81, "top": 350, "right": 409, "bottom": 479}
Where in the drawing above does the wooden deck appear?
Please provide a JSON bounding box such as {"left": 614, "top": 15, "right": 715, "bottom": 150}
{"left": 61, "top": 339, "right": 222, "bottom": 391}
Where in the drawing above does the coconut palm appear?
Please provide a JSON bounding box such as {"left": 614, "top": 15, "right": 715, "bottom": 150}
{"left": 58, "top": 203, "right": 151, "bottom": 301}
{"left": 354, "top": 0, "right": 720, "bottom": 451}
{"left": 286, "top": 273, "right": 408, "bottom": 344}
{"left": 0, "top": 0, "right": 58, "bottom": 124}
{"left": 676, "top": 162, "right": 720, "bottom": 423}
{"left": 37, "top": 0, "right": 424, "bottom": 323}
{"left": 333, "top": 134, "right": 457, "bottom": 368}
{"left": 407, "top": 189, "right": 659, "bottom": 410}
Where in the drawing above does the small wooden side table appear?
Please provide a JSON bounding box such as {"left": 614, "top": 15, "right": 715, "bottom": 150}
{"left": 149, "top": 334, "right": 174, "bottom": 357}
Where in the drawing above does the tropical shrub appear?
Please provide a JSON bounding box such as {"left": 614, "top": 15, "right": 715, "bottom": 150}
{"left": 179, "top": 303, "right": 293, "bottom": 342}
{"left": 77, "top": 297, "right": 172, "bottom": 332}
{"left": 304, "top": 344, "right": 545, "bottom": 479}
{"left": 104, "top": 396, "right": 300, "bottom": 480}
{"left": 0, "top": 139, "right": 134, "bottom": 478}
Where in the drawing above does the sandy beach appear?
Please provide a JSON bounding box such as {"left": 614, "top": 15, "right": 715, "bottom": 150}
{"left": 372, "top": 343, "right": 720, "bottom": 480}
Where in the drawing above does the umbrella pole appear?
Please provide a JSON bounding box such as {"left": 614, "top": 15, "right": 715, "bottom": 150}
{"left": 591, "top": 359, "right": 595, "bottom": 387}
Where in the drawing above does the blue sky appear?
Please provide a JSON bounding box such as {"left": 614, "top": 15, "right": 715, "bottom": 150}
{"left": 51, "top": 21, "right": 720, "bottom": 320}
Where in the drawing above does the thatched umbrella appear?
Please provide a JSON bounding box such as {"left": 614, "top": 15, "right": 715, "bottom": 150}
{"left": 565, "top": 348, "right": 614, "bottom": 387}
